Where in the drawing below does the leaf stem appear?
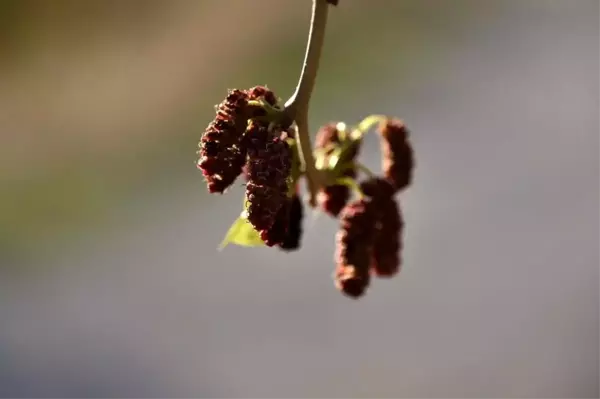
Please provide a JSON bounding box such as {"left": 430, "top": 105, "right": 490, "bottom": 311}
{"left": 355, "top": 162, "right": 376, "bottom": 178}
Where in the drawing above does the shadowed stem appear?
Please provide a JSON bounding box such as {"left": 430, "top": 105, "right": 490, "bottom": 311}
{"left": 284, "top": 0, "right": 330, "bottom": 207}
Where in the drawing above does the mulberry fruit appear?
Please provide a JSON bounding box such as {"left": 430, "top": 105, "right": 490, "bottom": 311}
{"left": 246, "top": 182, "right": 288, "bottom": 232}
{"left": 359, "top": 176, "right": 396, "bottom": 200}
{"left": 260, "top": 193, "right": 304, "bottom": 249}
{"left": 260, "top": 198, "right": 290, "bottom": 247}
{"left": 359, "top": 176, "right": 403, "bottom": 277}
{"left": 246, "top": 85, "right": 278, "bottom": 107}
{"left": 334, "top": 198, "right": 378, "bottom": 298}
{"left": 197, "top": 89, "right": 250, "bottom": 193}
{"left": 379, "top": 119, "right": 414, "bottom": 192}
{"left": 279, "top": 194, "right": 304, "bottom": 251}
{"left": 244, "top": 121, "right": 292, "bottom": 234}
{"left": 372, "top": 198, "right": 403, "bottom": 277}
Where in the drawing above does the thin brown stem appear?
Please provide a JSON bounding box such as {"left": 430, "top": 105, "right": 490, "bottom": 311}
{"left": 284, "top": 0, "right": 329, "bottom": 116}
{"left": 294, "top": 113, "right": 321, "bottom": 207}
{"left": 284, "top": 0, "right": 330, "bottom": 207}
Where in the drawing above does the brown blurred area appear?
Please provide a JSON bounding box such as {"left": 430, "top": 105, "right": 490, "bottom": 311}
{"left": 1, "top": 0, "right": 303, "bottom": 161}
{"left": 0, "top": 0, "right": 598, "bottom": 397}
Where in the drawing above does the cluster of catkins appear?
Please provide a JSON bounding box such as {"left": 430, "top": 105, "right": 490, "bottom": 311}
{"left": 197, "top": 86, "right": 302, "bottom": 250}
{"left": 197, "top": 86, "right": 414, "bottom": 298}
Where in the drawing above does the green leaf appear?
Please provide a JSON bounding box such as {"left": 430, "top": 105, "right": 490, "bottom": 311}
{"left": 313, "top": 146, "right": 331, "bottom": 170}
{"left": 335, "top": 122, "right": 348, "bottom": 140}
{"left": 353, "top": 114, "right": 386, "bottom": 139}
{"left": 219, "top": 212, "right": 265, "bottom": 250}
{"left": 327, "top": 146, "right": 344, "bottom": 171}
{"left": 329, "top": 137, "right": 361, "bottom": 173}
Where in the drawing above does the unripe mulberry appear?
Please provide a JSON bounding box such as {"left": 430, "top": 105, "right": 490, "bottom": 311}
{"left": 314, "top": 123, "right": 339, "bottom": 149}
{"left": 317, "top": 185, "right": 350, "bottom": 218}
{"left": 359, "top": 176, "right": 396, "bottom": 200}
{"left": 334, "top": 198, "right": 377, "bottom": 298}
{"left": 246, "top": 85, "right": 278, "bottom": 107}
{"left": 315, "top": 123, "right": 361, "bottom": 217}
{"left": 197, "top": 89, "right": 249, "bottom": 193}
{"left": 246, "top": 182, "right": 288, "bottom": 232}
{"left": 260, "top": 198, "right": 290, "bottom": 247}
{"left": 242, "top": 127, "right": 295, "bottom": 179}
{"left": 260, "top": 193, "right": 303, "bottom": 249}
{"left": 279, "top": 194, "right": 304, "bottom": 251}
{"left": 379, "top": 119, "right": 414, "bottom": 192}
{"left": 246, "top": 136, "right": 291, "bottom": 188}
{"left": 372, "top": 198, "right": 403, "bottom": 277}
{"left": 244, "top": 121, "right": 292, "bottom": 234}
{"left": 359, "top": 176, "right": 403, "bottom": 277}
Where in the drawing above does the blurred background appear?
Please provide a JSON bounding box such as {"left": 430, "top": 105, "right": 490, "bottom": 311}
{"left": 0, "top": 0, "right": 598, "bottom": 397}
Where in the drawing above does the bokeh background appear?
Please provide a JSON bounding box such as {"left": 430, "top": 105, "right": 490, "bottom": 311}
{"left": 1, "top": 0, "right": 598, "bottom": 397}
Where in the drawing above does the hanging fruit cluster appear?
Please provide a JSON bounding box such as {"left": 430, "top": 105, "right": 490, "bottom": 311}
{"left": 197, "top": 86, "right": 414, "bottom": 298}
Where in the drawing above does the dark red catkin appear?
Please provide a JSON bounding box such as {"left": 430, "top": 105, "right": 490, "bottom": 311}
{"left": 260, "top": 193, "right": 303, "bottom": 249}
{"left": 334, "top": 198, "right": 378, "bottom": 298}
{"left": 279, "top": 194, "right": 303, "bottom": 251}
{"left": 360, "top": 177, "right": 403, "bottom": 277}
{"left": 359, "top": 176, "right": 396, "bottom": 200}
{"left": 244, "top": 121, "right": 292, "bottom": 234}
{"left": 372, "top": 198, "right": 403, "bottom": 277}
{"left": 246, "top": 85, "right": 278, "bottom": 107}
{"left": 246, "top": 183, "right": 287, "bottom": 232}
{"left": 315, "top": 123, "right": 361, "bottom": 217}
{"left": 260, "top": 199, "right": 290, "bottom": 247}
{"left": 241, "top": 127, "right": 294, "bottom": 182}
{"left": 314, "top": 122, "right": 338, "bottom": 149}
{"left": 197, "top": 89, "right": 249, "bottom": 193}
{"left": 379, "top": 118, "right": 414, "bottom": 192}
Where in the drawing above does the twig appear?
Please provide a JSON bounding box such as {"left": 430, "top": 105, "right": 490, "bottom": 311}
{"left": 284, "top": 0, "right": 330, "bottom": 207}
